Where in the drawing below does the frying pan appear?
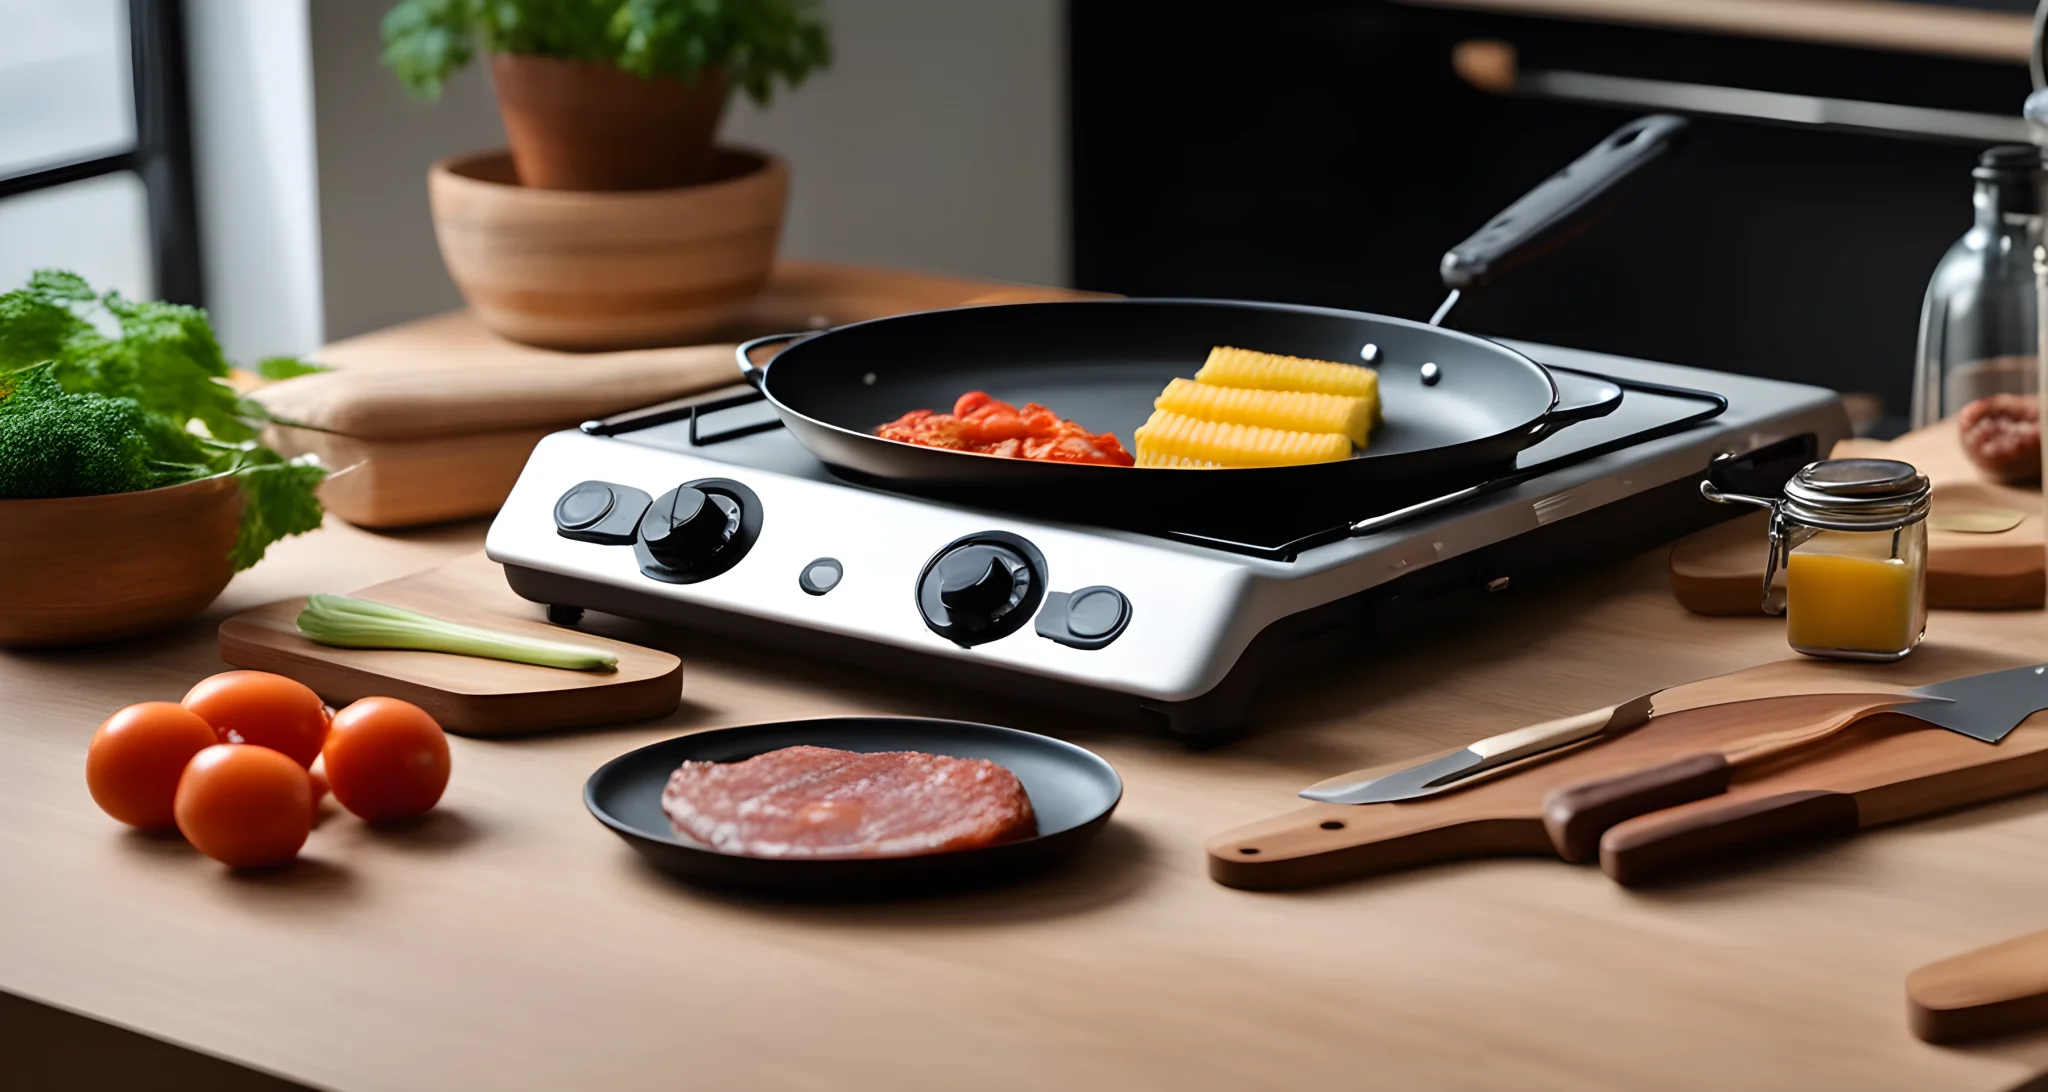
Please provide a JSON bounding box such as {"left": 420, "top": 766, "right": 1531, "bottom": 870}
{"left": 729, "top": 115, "right": 1688, "bottom": 513}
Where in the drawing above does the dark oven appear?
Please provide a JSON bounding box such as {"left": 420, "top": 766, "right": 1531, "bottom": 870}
{"left": 1068, "top": 0, "right": 2037, "bottom": 422}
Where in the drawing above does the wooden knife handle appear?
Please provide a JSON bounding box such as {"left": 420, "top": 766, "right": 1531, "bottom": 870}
{"left": 1542, "top": 753, "right": 1735, "bottom": 864}
{"left": 1597, "top": 789, "right": 1859, "bottom": 887}
{"left": 1469, "top": 704, "right": 1620, "bottom": 763}
{"left": 1908, "top": 929, "right": 2048, "bottom": 1043}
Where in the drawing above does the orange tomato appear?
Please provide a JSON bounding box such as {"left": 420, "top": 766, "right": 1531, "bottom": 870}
{"left": 174, "top": 744, "right": 312, "bottom": 868}
{"left": 182, "top": 671, "right": 329, "bottom": 768}
{"left": 85, "top": 702, "right": 220, "bottom": 829}
{"left": 308, "top": 764, "right": 330, "bottom": 821}
{"left": 323, "top": 697, "right": 450, "bottom": 822}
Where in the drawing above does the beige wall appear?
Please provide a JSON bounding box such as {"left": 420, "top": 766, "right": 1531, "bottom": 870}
{"left": 303, "top": 0, "right": 1065, "bottom": 344}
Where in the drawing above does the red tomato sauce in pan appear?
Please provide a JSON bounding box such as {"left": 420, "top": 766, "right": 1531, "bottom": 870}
{"left": 875, "top": 391, "right": 1135, "bottom": 466}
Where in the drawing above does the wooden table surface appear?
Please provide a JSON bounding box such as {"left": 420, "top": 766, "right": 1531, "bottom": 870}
{"left": 9, "top": 517, "right": 2048, "bottom": 1091}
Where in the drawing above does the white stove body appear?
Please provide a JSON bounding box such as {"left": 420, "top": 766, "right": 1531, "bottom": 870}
{"left": 486, "top": 341, "right": 1849, "bottom": 738}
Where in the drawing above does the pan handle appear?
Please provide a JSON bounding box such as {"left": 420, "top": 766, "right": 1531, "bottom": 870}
{"left": 1438, "top": 114, "right": 1688, "bottom": 293}
{"left": 734, "top": 331, "right": 815, "bottom": 388}
{"left": 1529, "top": 368, "right": 1624, "bottom": 438}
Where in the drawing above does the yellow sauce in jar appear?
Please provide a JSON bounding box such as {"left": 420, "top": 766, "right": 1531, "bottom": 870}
{"left": 1785, "top": 541, "right": 1921, "bottom": 655}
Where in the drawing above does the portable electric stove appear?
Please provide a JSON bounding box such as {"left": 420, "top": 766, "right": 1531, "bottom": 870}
{"left": 485, "top": 339, "right": 1847, "bottom": 742}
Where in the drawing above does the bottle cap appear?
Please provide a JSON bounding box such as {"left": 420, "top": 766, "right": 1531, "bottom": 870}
{"left": 1975, "top": 144, "right": 2043, "bottom": 215}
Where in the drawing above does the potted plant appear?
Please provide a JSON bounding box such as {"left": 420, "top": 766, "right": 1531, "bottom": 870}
{"left": 381, "top": 0, "right": 832, "bottom": 349}
{"left": 382, "top": 0, "right": 830, "bottom": 191}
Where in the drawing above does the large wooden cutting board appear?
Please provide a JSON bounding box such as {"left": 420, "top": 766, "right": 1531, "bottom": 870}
{"left": 218, "top": 552, "right": 681, "bottom": 737}
{"left": 1208, "top": 655, "right": 2048, "bottom": 889}
{"left": 1670, "top": 419, "right": 2044, "bottom": 613}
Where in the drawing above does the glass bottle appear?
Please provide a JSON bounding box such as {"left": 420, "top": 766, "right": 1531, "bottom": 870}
{"left": 1911, "top": 145, "right": 2043, "bottom": 429}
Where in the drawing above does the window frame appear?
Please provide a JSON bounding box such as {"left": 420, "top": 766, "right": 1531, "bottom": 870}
{"left": 0, "top": 0, "right": 203, "bottom": 305}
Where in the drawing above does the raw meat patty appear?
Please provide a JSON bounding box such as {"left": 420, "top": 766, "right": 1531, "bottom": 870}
{"left": 661, "top": 745, "right": 1038, "bottom": 859}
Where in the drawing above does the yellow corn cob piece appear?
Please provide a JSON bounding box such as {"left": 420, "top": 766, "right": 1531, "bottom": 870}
{"left": 1196, "top": 347, "right": 1381, "bottom": 427}
{"left": 1133, "top": 410, "right": 1351, "bottom": 468}
{"left": 1135, "top": 450, "right": 1224, "bottom": 469}
{"left": 1155, "top": 377, "right": 1372, "bottom": 447}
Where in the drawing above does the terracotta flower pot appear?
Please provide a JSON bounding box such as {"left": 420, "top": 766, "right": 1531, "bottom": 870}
{"left": 0, "top": 476, "right": 243, "bottom": 647}
{"left": 428, "top": 147, "right": 789, "bottom": 351}
{"left": 489, "top": 53, "right": 728, "bottom": 191}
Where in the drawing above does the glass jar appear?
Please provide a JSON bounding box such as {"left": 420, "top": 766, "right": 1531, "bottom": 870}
{"left": 1704, "top": 458, "right": 1931, "bottom": 661}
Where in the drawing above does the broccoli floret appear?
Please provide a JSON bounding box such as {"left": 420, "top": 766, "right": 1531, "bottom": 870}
{"left": 0, "top": 270, "right": 327, "bottom": 571}
{"left": 0, "top": 366, "right": 198, "bottom": 498}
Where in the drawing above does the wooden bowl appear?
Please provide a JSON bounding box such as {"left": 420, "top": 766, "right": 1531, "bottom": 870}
{"left": 0, "top": 476, "right": 242, "bottom": 647}
{"left": 428, "top": 147, "right": 789, "bottom": 351}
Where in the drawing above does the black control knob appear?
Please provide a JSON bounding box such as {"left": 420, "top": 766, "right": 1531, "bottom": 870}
{"left": 938, "top": 550, "right": 1018, "bottom": 619}
{"left": 640, "top": 486, "right": 736, "bottom": 570}
{"left": 632, "top": 478, "right": 762, "bottom": 585}
{"left": 916, "top": 533, "right": 1047, "bottom": 647}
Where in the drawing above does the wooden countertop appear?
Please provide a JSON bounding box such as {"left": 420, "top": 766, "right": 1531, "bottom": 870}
{"left": 9, "top": 517, "right": 2048, "bottom": 1091}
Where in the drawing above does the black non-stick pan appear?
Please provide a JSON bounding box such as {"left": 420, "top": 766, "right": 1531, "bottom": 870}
{"left": 730, "top": 116, "right": 1687, "bottom": 513}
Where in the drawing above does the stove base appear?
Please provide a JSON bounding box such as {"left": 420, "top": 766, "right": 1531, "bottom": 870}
{"left": 504, "top": 459, "right": 1792, "bottom": 746}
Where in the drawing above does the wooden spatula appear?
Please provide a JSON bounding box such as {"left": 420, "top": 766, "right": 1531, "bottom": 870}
{"left": 1908, "top": 930, "right": 2048, "bottom": 1043}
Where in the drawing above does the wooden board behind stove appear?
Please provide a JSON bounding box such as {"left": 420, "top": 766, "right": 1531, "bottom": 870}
{"left": 1671, "top": 418, "right": 2044, "bottom": 613}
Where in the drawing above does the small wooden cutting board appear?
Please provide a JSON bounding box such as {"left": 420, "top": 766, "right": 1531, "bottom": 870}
{"left": 1208, "top": 655, "right": 2048, "bottom": 890}
{"left": 218, "top": 552, "right": 681, "bottom": 737}
{"left": 1671, "top": 420, "right": 2044, "bottom": 614}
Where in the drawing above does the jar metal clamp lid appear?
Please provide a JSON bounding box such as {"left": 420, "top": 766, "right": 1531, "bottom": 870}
{"left": 1701, "top": 457, "right": 1931, "bottom": 614}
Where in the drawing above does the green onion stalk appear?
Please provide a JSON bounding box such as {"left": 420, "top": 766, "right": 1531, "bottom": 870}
{"left": 296, "top": 594, "right": 618, "bottom": 671}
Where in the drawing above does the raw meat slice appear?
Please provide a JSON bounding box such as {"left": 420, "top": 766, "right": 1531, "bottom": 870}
{"left": 661, "top": 745, "right": 1038, "bottom": 859}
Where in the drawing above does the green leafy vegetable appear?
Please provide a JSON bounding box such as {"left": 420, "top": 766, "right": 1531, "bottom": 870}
{"left": 226, "top": 452, "right": 329, "bottom": 570}
{"left": 381, "top": 0, "right": 830, "bottom": 105}
{"left": 0, "top": 366, "right": 200, "bottom": 498}
{"left": 296, "top": 594, "right": 620, "bottom": 671}
{"left": 254, "top": 355, "right": 333, "bottom": 380}
{"left": 0, "top": 270, "right": 327, "bottom": 571}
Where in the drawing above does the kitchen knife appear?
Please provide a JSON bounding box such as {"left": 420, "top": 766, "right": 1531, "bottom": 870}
{"left": 1549, "top": 662, "right": 2048, "bottom": 866}
{"left": 1299, "top": 692, "right": 1659, "bottom": 804}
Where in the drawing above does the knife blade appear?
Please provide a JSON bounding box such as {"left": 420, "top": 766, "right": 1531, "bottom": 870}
{"left": 1541, "top": 662, "right": 2048, "bottom": 861}
{"left": 1299, "top": 692, "right": 1658, "bottom": 805}
{"left": 1901, "top": 662, "right": 2048, "bottom": 741}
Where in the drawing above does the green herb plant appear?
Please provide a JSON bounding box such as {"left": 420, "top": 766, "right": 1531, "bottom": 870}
{"left": 0, "top": 270, "right": 326, "bottom": 570}
{"left": 381, "top": 0, "right": 831, "bottom": 103}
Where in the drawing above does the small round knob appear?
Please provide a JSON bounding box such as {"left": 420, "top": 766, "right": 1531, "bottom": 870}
{"left": 641, "top": 486, "right": 736, "bottom": 570}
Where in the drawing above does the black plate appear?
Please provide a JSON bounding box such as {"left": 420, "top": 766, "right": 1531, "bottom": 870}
{"left": 584, "top": 717, "right": 1123, "bottom": 894}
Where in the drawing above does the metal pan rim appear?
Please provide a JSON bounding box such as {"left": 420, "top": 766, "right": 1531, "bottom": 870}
{"left": 752, "top": 296, "right": 1563, "bottom": 469}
